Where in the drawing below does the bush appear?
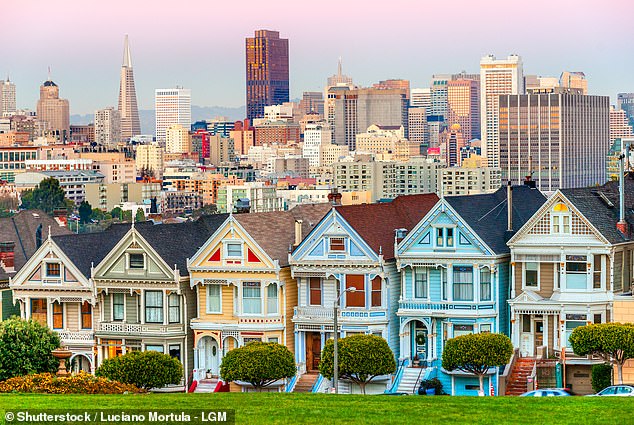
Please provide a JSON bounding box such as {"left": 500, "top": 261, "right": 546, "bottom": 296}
{"left": 591, "top": 363, "right": 613, "bottom": 393}
{"left": 220, "top": 342, "right": 295, "bottom": 390}
{"left": 96, "top": 351, "right": 183, "bottom": 390}
{"left": 418, "top": 378, "right": 443, "bottom": 395}
{"left": 0, "top": 317, "right": 61, "bottom": 381}
{"left": 0, "top": 372, "right": 142, "bottom": 394}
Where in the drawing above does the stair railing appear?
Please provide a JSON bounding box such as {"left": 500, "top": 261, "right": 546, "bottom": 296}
{"left": 412, "top": 366, "right": 425, "bottom": 394}
{"left": 499, "top": 348, "right": 519, "bottom": 396}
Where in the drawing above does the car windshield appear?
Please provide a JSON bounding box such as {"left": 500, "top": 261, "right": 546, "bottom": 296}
{"left": 600, "top": 387, "right": 617, "bottom": 395}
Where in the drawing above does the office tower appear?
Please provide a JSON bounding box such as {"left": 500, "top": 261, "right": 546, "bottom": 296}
{"left": 408, "top": 107, "right": 428, "bottom": 150}
{"left": 480, "top": 54, "right": 524, "bottom": 167}
{"left": 94, "top": 107, "right": 121, "bottom": 147}
{"left": 1, "top": 78, "right": 16, "bottom": 116}
{"left": 135, "top": 142, "right": 164, "bottom": 178}
{"left": 447, "top": 79, "right": 480, "bottom": 141}
{"left": 373, "top": 79, "right": 410, "bottom": 99}
{"left": 327, "top": 58, "right": 353, "bottom": 87}
{"left": 245, "top": 30, "right": 289, "bottom": 121}
{"left": 165, "top": 124, "right": 192, "bottom": 154}
{"left": 439, "top": 124, "right": 466, "bottom": 166}
{"left": 36, "top": 77, "right": 70, "bottom": 142}
{"left": 560, "top": 71, "right": 588, "bottom": 95}
{"left": 499, "top": 93, "right": 609, "bottom": 191}
{"left": 300, "top": 92, "right": 324, "bottom": 116}
{"left": 618, "top": 93, "right": 634, "bottom": 128}
{"left": 610, "top": 105, "right": 634, "bottom": 144}
{"left": 410, "top": 88, "right": 431, "bottom": 109}
{"left": 326, "top": 87, "right": 407, "bottom": 151}
{"left": 303, "top": 122, "right": 332, "bottom": 167}
{"left": 118, "top": 35, "right": 141, "bottom": 141}
{"left": 155, "top": 87, "right": 191, "bottom": 145}
{"left": 230, "top": 120, "right": 255, "bottom": 156}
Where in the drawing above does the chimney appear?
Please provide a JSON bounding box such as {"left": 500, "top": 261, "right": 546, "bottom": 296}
{"left": 328, "top": 187, "right": 342, "bottom": 206}
{"left": 0, "top": 241, "right": 15, "bottom": 273}
{"left": 294, "top": 220, "right": 303, "bottom": 247}
{"left": 617, "top": 152, "right": 628, "bottom": 236}
{"left": 507, "top": 181, "right": 513, "bottom": 232}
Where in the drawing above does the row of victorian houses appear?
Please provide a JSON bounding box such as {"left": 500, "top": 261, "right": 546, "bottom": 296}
{"left": 2, "top": 177, "right": 634, "bottom": 395}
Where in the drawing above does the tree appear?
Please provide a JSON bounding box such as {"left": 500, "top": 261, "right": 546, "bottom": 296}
{"left": 135, "top": 208, "right": 145, "bottom": 223}
{"left": 95, "top": 350, "right": 182, "bottom": 390}
{"left": 442, "top": 333, "right": 513, "bottom": 395}
{"left": 319, "top": 334, "right": 396, "bottom": 394}
{"left": 111, "top": 207, "right": 123, "bottom": 221}
{"left": 20, "top": 177, "right": 69, "bottom": 214}
{"left": 569, "top": 323, "right": 634, "bottom": 384}
{"left": 91, "top": 208, "right": 106, "bottom": 221}
{"left": 220, "top": 342, "right": 295, "bottom": 390}
{"left": 0, "top": 317, "right": 61, "bottom": 381}
{"left": 78, "top": 201, "right": 92, "bottom": 224}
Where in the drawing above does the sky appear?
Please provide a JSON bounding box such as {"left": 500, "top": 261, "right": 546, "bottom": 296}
{"left": 2, "top": 0, "right": 633, "bottom": 115}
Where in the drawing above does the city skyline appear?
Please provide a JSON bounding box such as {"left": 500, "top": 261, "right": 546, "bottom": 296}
{"left": 2, "top": 0, "right": 633, "bottom": 115}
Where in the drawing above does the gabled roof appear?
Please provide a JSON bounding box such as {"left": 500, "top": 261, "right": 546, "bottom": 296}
{"left": 0, "top": 210, "right": 72, "bottom": 281}
{"left": 234, "top": 204, "right": 331, "bottom": 267}
{"left": 445, "top": 185, "right": 547, "bottom": 255}
{"left": 561, "top": 180, "right": 634, "bottom": 244}
{"left": 335, "top": 193, "right": 440, "bottom": 260}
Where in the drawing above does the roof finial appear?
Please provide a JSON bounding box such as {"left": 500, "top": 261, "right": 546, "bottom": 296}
{"left": 131, "top": 208, "right": 135, "bottom": 229}
{"left": 48, "top": 225, "right": 51, "bottom": 240}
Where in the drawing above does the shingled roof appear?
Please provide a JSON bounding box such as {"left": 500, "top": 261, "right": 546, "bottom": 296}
{"left": 335, "top": 193, "right": 440, "bottom": 260}
{"left": 0, "top": 210, "right": 72, "bottom": 282}
{"left": 445, "top": 185, "right": 547, "bottom": 255}
{"left": 234, "top": 204, "right": 331, "bottom": 267}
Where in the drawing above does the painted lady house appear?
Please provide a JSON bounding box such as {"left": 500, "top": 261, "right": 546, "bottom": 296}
{"left": 507, "top": 180, "right": 634, "bottom": 394}
{"left": 393, "top": 184, "right": 545, "bottom": 395}
{"left": 187, "top": 205, "right": 329, "bottom": 391}
{"left": 289, "top": 194, "right": 438, "bottom": 394}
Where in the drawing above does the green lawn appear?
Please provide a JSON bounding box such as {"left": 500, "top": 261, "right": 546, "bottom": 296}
{"left": 0, "top": 393, "right": 628, "bottom": 424}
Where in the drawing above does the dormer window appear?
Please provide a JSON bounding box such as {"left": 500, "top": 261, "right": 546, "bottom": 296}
{"left": 226, "top": 242, "right": 243, "bottom": 258}
{"left": 129, "top": 253, "right": 144, "bottom": 269}
{"left": 46, "top": 262, "right": 61, "bottom": 277}
{"left": 552, "top": 203, "right": 571, "bottom": 234}
{"left": 435, "top": 227, "right": 455, "bottom": 248}
{"left": 329, "top": 237, "right": 345, "bottom": 252}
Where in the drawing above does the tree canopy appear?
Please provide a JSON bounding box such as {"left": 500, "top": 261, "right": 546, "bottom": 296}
{"left": 220, "top": 342, "right": 295, "bottom": 390}
{"left": 78, "top": 201, "right": 92, "bottom": 224}
{"left": 442, "top": 332, "right": 513, "bottom": 394}
{"left": 20, "top": 177, "right": 71, "bottom": 214}
{"left": 96, "top": 350, "right": 182, "bottom": 390}
{"left": 569, "top": 323, "right": 634, "bottom": 384}
{"left": 319, "top": 334, "right": 396, "bottom": 394}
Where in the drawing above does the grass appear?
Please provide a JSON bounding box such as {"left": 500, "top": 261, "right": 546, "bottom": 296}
{"left": 0, "top": 393, "right": 629, "bottom": 424}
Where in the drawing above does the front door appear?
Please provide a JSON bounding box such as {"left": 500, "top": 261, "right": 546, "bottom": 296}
{"left": 199, "top": 337, "right": 219, "bottom": 377}
{"left": 534, "top": 320, "right": 544, "bottom": 351}
{"left": 520, "top": 315, "right": 534, "bottom": 357}
{"left": 306, "top": 333, "right": 321, "bottom": 371}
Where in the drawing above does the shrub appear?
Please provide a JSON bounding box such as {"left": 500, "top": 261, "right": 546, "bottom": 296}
{"left": 418, "top": 378, "right": 443, "bottom": 395}
{"left": 0, "top": 372, "right": 142, "bottom": 394}
{"left": 0, "top": 317, "right": 61, "bottom": 381}
{"left": 319, "top": 334, "right": 396, "bottom": 394}
{"left": 591, "top": 363, "right": 613, "bottom": 393}
{"left": 96, "top": 351, "right": 183, "bottom": 390}
{"left": 220, "top": 342, "right": 295, "bottom": 390}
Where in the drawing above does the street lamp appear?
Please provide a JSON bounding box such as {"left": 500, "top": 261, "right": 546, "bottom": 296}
{"left": 334, "top": 286, "right": 356, "bottom": 394}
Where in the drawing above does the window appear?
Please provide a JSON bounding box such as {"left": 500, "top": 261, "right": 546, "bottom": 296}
{"left": 552, "top": 203, "right": 571, "bottom": 234}
{"left": 145, "top": 291, "right": 164, "bottom": 323}
{"left": 593, "top": 255, "right": 602, "bottom": 289}
{"left": 207, "top": 285, "right": 221, "bottom": 313}
{"left": 146, "top": 345, "right": 164, "bottom": 353}
{"left": 46, "top": 262, "right": 61, "bottom": 277}
{"left": 243, "top": 282, "right": 262, "bottom": 314}
{"left": 436, "top": 228, "right": 443, "bottom": 246}
{"left": 446, "top": 228, "right": 454, "bottom": 246}
{"left": 329, "top": 237, "right": 345, "bottom": 251}
{"left": 243, "top": 337, "right": 262, "bottom": 345}
{"left": 453, "top": 324, "right": 474, "bottom": 337}
{"left": 453, "top": 266, "right": 473, "bottom": 301}
{"left": 168, "top": 293, "right": 180, "bottom": 323}
{"left": 268, "top": 337, "right": 279, "bottom": 343}
{"left": 113, "top": 293, "right": 124, "bottom": 321}
{"left": 566, "top": 255, "right": 587, "bottom": 290}
{"left": 525, "top": 263, "right": 538, "bottom": 288}
{"left": 267, "top": 284, "right": 278, "bottom": 314}
{"left": 435, "top": 228, "right": 455, "bottom": 248}
{"left": 414, "top": 270, "right": 427, "bottom": 299}
{"left": 52, "top": 302, "right": 63, "bottom": 329}
{"left": 129, "top": 253, "right": 144, "bottom": 269}
{"left": 226, "top": 242, "right": 242, "bottom": 258}
{"left": 480, "top": 323, "right": 492, "bottom": 333}
{"left": 480, "top": 269, "right": 492, "bottom": 301}
{"left": 594, "top": 314, "right": 602, "bottom": 324}
{"left": 371, "top": 276, "right": 382, "bottom": 307}
{"left": 345, "top": 275, "right": 365, "bottom": 307}
{"left": 169, "top": 344, "right": 181, "bottom": 361}
{"left": 565, "top": 317, "right": 586, "bottom": 347}
{"left": 81, "top": 302, "right": 92, "bottom": 329}
{"left": 309, "top": 277, "right": 322, "bottom": 306}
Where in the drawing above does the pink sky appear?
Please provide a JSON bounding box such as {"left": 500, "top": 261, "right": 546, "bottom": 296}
{"left": 2, "top": 0, "right": 633, "bottom": 114}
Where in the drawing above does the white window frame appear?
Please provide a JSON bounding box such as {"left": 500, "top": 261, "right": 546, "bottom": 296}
{"left": 112, "top": 293, "right": 125, "bottom": 322}
{"left": 414, "top": 269, "right": 428, "bottom": 299}
{"left": 43, "top": 261, "right": 62, "bottom": 282}
{"left": 434, "top": 226, "right": 456, "bottom": 249}
{"left": 242, "top": 281, "right": 263, "bottom": 315}
{"left": 206, "top": 285, "right": 222, "bottom": 314}
{"left": 127, "top": 252, "right": 146, "bottom": 270}
{"left": 266, "top": 283, "right": 279, "bottom": 315}
{"left": 480, "top": 268, "right": 492, "bottom": 301}
{"left": 224, "top": 241, "right": 243, "bottom": 259}
{"left": 523, "top": 262, "right": 540, "bottom": 290}
{"left": 328, "top": 237, "right": 346, "bottom": 253}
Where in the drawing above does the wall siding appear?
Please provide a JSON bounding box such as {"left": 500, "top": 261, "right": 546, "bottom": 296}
{"left": 538, "top": 263, "right": 554, "bottom": 298}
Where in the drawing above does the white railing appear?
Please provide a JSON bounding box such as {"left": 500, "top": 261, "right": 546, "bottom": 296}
{"left": 96, "top": 322, "right": 185, "bottom": 335}
{"left": 294, "top": 306, "right": 334, "bottom": 319}
{"left": 294, "top": 307, "right": 388, "bottom": 321}
{"left": 56, "top": 330, "right": 95, "bottom": 342}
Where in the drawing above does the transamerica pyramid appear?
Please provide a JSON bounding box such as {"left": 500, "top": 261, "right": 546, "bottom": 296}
{"left": 118, "top": 35, "right": 141, "bottom": 141}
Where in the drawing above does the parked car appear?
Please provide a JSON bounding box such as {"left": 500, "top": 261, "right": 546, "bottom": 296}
{"left": 520, "top": 389, "right": 572, "bottom": 397}
{"left": 588, "top": 385, "right": 634, "bottom": 396}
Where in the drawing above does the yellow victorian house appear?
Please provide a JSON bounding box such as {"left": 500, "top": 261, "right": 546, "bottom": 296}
{"left": 187, "top": 204, "right": 329, "bottom": 388}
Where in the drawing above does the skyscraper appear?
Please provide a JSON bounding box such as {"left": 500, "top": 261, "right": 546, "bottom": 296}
{"left": 327, "top": 58, "right": 353, "bottom": 88}
{"left": 609, "top": 105, "right": 634, "bottom": 144}
{"left": 480, "top": 54, "right": 524, "bottom": 167}
{"left": 0, "top": 78, "right": 16, "bottom": 117}
{"left": 118, "top": 35, "right": 141, "bottom": 141}
{"left": 155, "top": 87, "right": 191, "bottom": 145}
{"left": 94, "top": 107, "right": 121, "bottom": 147}
{"left": 618, "top": 93, "right": 634, "bottom": 128}
{"left": 559, "top": 71, "right": 588, "bottom": 95}
{"left": 245, "top": 30, "right": 289, "bottom": 121}
{"left": 447, "top": 79, "right": 480, "bottom": 141}
{"left": 36, "top": 77, "right": 70, "bottom": 142}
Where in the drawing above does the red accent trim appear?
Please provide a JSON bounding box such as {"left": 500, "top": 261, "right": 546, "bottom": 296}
{"left": 209, "top": 248, "right": 221, "bottom": 262}
{"left": 247, "top": 248, "right": 261, "bottom": 263}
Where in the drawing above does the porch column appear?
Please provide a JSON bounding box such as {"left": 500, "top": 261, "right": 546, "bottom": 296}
{"left": 511, "top": 309, "right": 520, "bottom": 348}
{"left": 163, "top": 289, "right": 168, "bottom": 325}
{"left": 543, "top": 314, "right": 549, "bottom": 358}
{"left": 400, "top": 324, "right": 410, "bottom": 361}
{"left": 427, "top": 320, "right": 434, "bottom": 363}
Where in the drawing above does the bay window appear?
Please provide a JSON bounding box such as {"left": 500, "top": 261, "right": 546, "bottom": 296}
{"left": 565, "top": 255, "right": 587, "bottom": 290}
{"left": 113, "top": 293, "right": 124, "bottom": 321}
{"left": 81, "top": 302, "right": 92, "bottom": 329}
{"left": 145, "top": 291, "right": 163, "bottom": 323}
{"left": 243, "top": 282, "right": 262, "bottom": 314}
{"left": 414, "top": 270, "right": 428, "bottom": 299}
{"left": 309, "top": 277, "right": 322, "bottom": 306}
{"left": 207, "top": 285, "right": 221, "bottom": 313}
{"left": 168, "top": 293, "right": 180, "bottom": 323}
{"left": 525, "top": 262, "right": 538, "bottom": 288}
{"left": 31, "top": 299, "right": 47, "bottom": 326}
{"left": 345, "top": 275, "right": 365, "bottom": 307}
{"left": 565, "top": 314, "right": 587, "bottom": 347}
{"left": 371, "top": 276, "right": 382, "bottom": 307}
{"left": 52, "top": 302, "right": 63, "bottom": 329}
{"left": 267, "top": 284, "right": 278, "bottom": 314}
{"left": 453, "top": 266, "right": 473, "bottom": 301}
{"left": 480, "top": 269, "right": 492, "bottom": 301}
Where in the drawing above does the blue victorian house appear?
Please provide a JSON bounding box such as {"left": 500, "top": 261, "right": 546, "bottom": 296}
{"left": 392, "top": 184, "right": 545, "bottom": 395}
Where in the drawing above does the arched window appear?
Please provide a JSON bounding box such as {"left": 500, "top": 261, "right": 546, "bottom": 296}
{"left": 552, "top": 203, "right": 570, "bottom": 234}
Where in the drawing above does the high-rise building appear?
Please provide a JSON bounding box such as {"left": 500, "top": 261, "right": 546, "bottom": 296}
{"left": 302, "top": 122, "right": 332, "bottom": 167}
{"left": 165, "top": 124, "right": 192, "bottom": 154}
{"left": 410, "top": 88, "right": 431, "bottom": 109}
{"left": 559, "top": 71, "right": 588, "bottom": 95}
{"left": 94, "top": 107, "right": 121, "bottom": 147}
{"left": 499, "top": 93, "right": 609, "bottom": 191}
{"left": 36, "top": 78, "right": 70, "bottom": 142}
{"left": 610, "top": 105, "right": 634, "bottom": 144}
{"left": 373, "top": 79, "right": 410, "bottom": 99}
{"left": 408, "top": 107, "right": 428, "bottom": 150}
{"left": 480, "top": 54, "right": 524, "bottom": 167}
{"left": 618, "top": 93, "right": 634, "bottom": 128}
{"left": 326, "top": 58, "right": 353, "bottom": 88}
{"left": 118, "top": 36, "right": 141, "bottom": 141}
{"left": 1, "top": 78, "right": 16, "bottom": 117}
{"left": 135, "top": 142, "right": 164, "bottom": 178}
{"left": 300, "top": 92, "right": 324, "bottom": 116}
{"left": 447, "top": 79, "right": 480, "bottom": 141}
{"left": 245, "top": 30, "right": 289, "bottom": 121}
{"left": 155, "top": 87, "right": 191, "bottom": 145}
